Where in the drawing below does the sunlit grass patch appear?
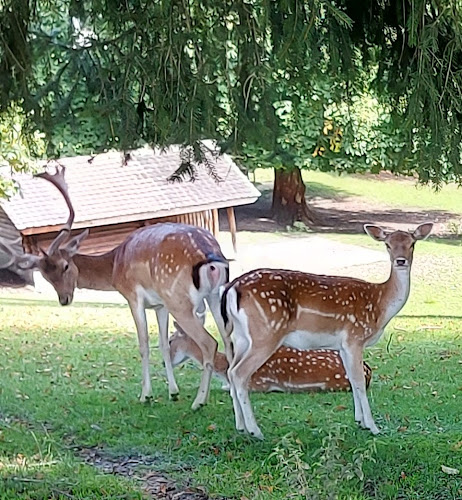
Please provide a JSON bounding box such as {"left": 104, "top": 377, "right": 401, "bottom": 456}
{"left": 0, "top": 295, "right": 461, "bottom": 499}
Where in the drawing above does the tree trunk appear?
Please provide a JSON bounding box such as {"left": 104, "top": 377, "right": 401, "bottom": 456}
{"left": 272, "top": 167, "right": 316, "bottom": 226}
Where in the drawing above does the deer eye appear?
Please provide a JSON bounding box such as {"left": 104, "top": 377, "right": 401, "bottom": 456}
{"left": 63, "top": 263, "right": 69, "bottom": 272}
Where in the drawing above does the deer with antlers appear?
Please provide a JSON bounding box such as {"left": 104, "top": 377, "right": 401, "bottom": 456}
{"left": 0, "top": 167, "right": 229, "bottom": 409}
{"left": 170, "top": 322, "right": 372, "bottom": 392}
{"left": 221, "top": 223, "right": 432, "bottom": 439}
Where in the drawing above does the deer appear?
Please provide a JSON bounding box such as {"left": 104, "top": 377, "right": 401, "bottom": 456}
{"left": 220, "top": 223, "right": 433, "bottom": 439}
{"left": 170, "top": 322, "right": 372, "bottom": 392}
{"left": 0, "top": 167, "right": 230, "bottom": 410}
{"left": 0, "top": 236, "right": 34, "bottom": 287}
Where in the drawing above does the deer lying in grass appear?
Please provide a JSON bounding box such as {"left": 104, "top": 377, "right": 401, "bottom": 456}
{"left": 170, "top": 323, "right": 372, "bottom": 392}
{"left": 0, "top": 167, "right": 229, "bottom": 410}
{"left": 221, "top": 223, "right": 433, "bottom": 439}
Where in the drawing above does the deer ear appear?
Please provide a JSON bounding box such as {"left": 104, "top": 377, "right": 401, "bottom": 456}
{"left": 62, "top": 229, "right": 89, "bottom": 257}
{"left": 412, "top": 222, "right": 433, "bottom": 241}
{"left": 364, "top": 224, "right": 387, "bottom": 242}
{"left": 15, "top": 254, "right": 42, "bottom": 270}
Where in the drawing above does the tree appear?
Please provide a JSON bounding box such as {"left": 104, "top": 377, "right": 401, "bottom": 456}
{"left": 0, "top": 103, "right": 45, "bottom": 197}
{"left": 1, "top": 1, "right": 462, "bottom": 223}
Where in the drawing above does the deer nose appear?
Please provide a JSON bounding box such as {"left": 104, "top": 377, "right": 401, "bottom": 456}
{"left": 59, "top": 295, "right": 71, "bottom": 306}
{"left": 395, "top": 258, "right": 407, "bottom": 267}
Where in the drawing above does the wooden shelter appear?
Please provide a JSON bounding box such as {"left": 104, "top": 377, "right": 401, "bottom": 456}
{"left": 1, "top": 145, "right": 260, "bottom": 257}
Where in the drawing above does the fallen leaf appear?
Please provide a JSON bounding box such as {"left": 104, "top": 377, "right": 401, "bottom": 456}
{"left": 334, "top": 405, "right": 347, "bottom": 411}
{"left": 452, "top": 441, "right": 462, "bottom": 451}
{"left": 441, "top": 465, "right": 459, "bottom": 475}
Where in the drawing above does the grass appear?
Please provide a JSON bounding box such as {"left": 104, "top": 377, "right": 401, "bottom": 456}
{"left": 0, "top": 296, "right": 461, "bottom": 499}
{"left": 253, "top": 168, "right": 462, "bottom": 212}
{"left": 1, "top": 171, "right": 462, "bottom": 499}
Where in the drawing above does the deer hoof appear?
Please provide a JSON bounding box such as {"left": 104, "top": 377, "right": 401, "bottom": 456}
{"left": 249, "top": 430, "right": 265, "bottom": 441}
{"left": 191, "top": 401, "right": 206, "bottom": 411}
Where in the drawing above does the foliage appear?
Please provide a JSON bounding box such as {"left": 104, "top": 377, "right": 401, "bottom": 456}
{"left": 1, "top": 1, "right": 462, "bottom": 185}
{"left": 0, "top": 103, "right": 45, "bottom": 198}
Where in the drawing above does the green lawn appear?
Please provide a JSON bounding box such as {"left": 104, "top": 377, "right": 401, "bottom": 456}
{"left": 253, "top": 168, "right": 462, "bottom": 213}
{"left": 0, "top": 294, "right": 461, "bottom": 499}
{"left": 1, "top": 171, "right": 462, "bottom": 499}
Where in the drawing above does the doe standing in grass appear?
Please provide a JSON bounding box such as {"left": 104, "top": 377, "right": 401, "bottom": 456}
{"left": 221, "top": 223, "right": 433, "bottom": 439}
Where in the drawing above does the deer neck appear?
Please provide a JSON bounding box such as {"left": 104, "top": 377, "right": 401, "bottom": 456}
{"left": 378, "top": 265, "right": 411, "bottom": 326}
{"left": 74, "top": 250, "right": 117, "bottom": 291}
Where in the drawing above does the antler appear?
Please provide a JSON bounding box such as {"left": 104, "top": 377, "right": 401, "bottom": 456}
{"left": 35, "top": 165, "right": 75, "bottom": 255}
{"left": 35, "top": 165, "right": 74, "bottom": 229}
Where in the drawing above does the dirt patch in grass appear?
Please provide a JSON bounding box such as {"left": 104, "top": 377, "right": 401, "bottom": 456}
{"left": 0, "top": 411, "right": 209, "bottom": 499}
{"left": 77, "top": 446, "right": 209, "bottom": 500}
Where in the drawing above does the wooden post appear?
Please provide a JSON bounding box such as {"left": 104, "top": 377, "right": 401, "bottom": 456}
{"left": 212, "top": 209, "right": 219, "bottom": 237}
{"left": 226, "top": 207, "right": 237, "bottom": 254}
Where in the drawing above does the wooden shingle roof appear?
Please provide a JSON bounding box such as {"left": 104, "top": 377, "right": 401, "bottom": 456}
{"left": 2, "top": 145, "right": 260, "bottom": 234}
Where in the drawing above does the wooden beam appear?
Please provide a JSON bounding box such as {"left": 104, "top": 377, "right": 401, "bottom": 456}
{"left": 226, "top": 207, "right": 237, "bottom": 254}
{"left": 212, "top": 209, "right": 219, "bottom": 237}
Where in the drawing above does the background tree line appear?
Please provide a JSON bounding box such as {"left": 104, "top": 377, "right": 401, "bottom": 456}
{"left": 1, "top": 0, "right": 462, "bottom": 223}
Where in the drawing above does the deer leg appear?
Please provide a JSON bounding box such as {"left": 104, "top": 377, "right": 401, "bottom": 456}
{"left": 156, "top": 307, "right": 179, "bottom": 400}
{"left": 169, "top": 307, "right": 217, "bottom": 411}
{"left": 227, "top": 333, "right": 250, "bottom": 434}
{"left": 340, "top": 344, "right": 379, "bottom": 435}
{"left": 195, "top": 299, "right": 207, "bottom": 324}
{"left": 207, "top": 291, "right": 233, "bottom": 389}
{"left": 229, "top": 350, "right": 271, "bottom": 440}
{"left": 228, "top": 336, "right": 279, "bottom": 440}
{"left": 128, "top": 300, "right": 152, "bottom": 402}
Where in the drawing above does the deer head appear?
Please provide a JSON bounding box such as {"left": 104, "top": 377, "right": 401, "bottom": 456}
{"left": 0, "top": 166, "right": 89, "bottom": 305}
{"left": 364, "top": 223, "right": 433, "bottom": 269}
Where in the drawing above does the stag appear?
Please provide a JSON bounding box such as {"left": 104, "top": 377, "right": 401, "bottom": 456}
{"left": 0, "top": 167, "right": 229, "bottom": 409}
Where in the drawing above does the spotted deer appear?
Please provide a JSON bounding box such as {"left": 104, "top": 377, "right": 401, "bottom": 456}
{"left": 0, "top": 167, "right": 229, "bottom": 409}
{"left": 170, "top": 322, "right": 372, "bottom": 392}
{"left": 221, "top": 223, "right": 433, "bottom": 439}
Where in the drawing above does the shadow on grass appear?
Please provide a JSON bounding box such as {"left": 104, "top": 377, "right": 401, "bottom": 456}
{"left": 398, "top": 314, "right": 462, "bottom": 320}
{"left": 221, "top": 180, "right": 459, "bottom": 236}
{"left": 422, "top": 236, "right": 462, "bottom": 247}
{"left": 0, "top": 297, "right": 124, "bottom": 309}
{"left": 255, "top": 180, "right": 351, "bottom": 199}
{"left": 305, "top": 181, "right": 352, "bottom": 200}
{"left": 313, "top": 205, "right": 460, "bottom": 235}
